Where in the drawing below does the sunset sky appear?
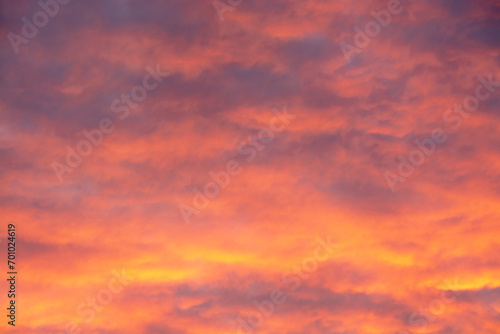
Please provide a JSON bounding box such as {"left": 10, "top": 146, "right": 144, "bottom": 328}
{"left": 1, "top": 0, "right": 500, "bottom": 333}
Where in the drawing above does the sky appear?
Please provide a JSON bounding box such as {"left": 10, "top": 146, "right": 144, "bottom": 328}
{"left": 1, "top": 0, "right": 500, "bottom": 333}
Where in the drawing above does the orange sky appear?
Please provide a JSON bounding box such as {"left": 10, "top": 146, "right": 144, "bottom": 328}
{"left": 1, "top": 0, "right": 500, "bottom": 333}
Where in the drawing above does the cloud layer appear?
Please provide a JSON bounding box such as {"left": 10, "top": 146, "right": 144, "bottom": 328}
{"left": 1, "top": 0, "right": 499, "bottom": 333}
